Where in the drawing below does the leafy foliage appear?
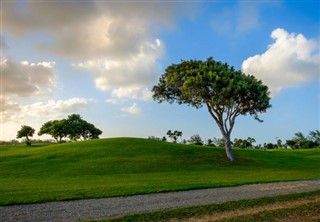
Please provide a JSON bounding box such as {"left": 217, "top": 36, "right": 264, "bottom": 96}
{"left": 233, "top": 137, "right": 256, "bottom": 148}
{"left": 188, "top": 134, "right": 204, "bottom": 145}
{"left": 38, "top": 114, "right": 102, "bottom": 143}
{"left": 286, "top": 130, "right": 319, "bottom": 149}
{"left": 166, "top": 130, "right": 183, "bottom": 143}
{"left": 16, "top": 125, "right": 35, "bottom": 145}
{"left": 153, "top": 57, "right": 271, "bottom": 160}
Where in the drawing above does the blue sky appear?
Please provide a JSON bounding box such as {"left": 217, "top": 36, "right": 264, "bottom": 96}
{"left": 1, "top": 1, "right": 319, "bottom": 144}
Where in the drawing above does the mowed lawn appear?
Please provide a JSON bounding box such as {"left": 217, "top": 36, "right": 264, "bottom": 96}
{"left": 1, "top": 138, "right": 319, "bottom": 205}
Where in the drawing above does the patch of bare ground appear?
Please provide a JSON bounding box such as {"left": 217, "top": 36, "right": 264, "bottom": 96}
{"left": 169, "top": 195, "right": 320, "bottom": 222}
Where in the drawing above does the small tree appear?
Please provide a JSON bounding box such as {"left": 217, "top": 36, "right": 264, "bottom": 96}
{"left": 166, "top": 130, "right": 182, "bottom": 143}
{"left": 153, "top": 57, "right": 271, "bottom": 161}
{"left": 188, "top": 134, "right": 204, "bottom": 145}
{"left": 206, "top": 138, "right": 216, "bottom": 147}
{"left": 17, "top": 125, "right": 35, "bottom": 145}
{"left": 308, "top": 130, "right": 320, "bottom": 146}
{"left": 234, "top": 137, "right": 256, "bottom": 148}
{"left": 286, "top": 130, "right": 319, "bottom": 149}
{"left": 212, "top": 137, "right": 225, "bottom": 147}
{"left": 276, "top": 139, "right": 282, "bottom": 148}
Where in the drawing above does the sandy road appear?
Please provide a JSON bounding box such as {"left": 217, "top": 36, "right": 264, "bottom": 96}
{"left": 0, "top": 179, "right": 319, "bottom": 222}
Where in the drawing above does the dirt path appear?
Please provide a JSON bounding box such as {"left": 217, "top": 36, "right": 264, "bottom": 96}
{"left": 0, "top": 179, "right": 319, "bottom": 222}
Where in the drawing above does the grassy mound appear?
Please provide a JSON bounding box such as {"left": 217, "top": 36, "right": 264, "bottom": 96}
{"left": 1, "top": 138, "right": 319, "bottom": 205}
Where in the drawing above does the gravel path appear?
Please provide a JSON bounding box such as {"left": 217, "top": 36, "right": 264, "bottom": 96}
{"left": 1, "top": 179, "right": 319, "bottom": 222}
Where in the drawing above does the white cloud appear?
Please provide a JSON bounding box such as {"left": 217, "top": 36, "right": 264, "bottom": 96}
{"left": 1, "top": 98, "right": 92, "bottom": 140}
{"left": 110, "top": 87, "right": 153, "bottom": 101}
{"left": 242, "top": 28, "right": 320, "bottom": 96}
{"left": 3, "top": 1, "right": 196, "bottom": 99}
{"left": 141, "top": 88, "right": 153, "bottom": 101}
{"left": 121, "top": 103, "right": 141, "bottom": 115}
{"left": 1, "top": 56, "right": 56, "bottom": 97}
{"left": 0, "top": 56, "right": 59, "bottom": 124}
{"left": 2, "top": 98, "right": 91, "bottom": 123}
{"left": 111, "top": 87, "right": 141, "bottom": 99}
{"left": 105, "top": 98, "right": 127, "bottom": 105}
{"left": 73, "top": 39, "right": 163, "bottom": 94}
{"left": 105, "top": 87, "right": 152, "bottom": 105}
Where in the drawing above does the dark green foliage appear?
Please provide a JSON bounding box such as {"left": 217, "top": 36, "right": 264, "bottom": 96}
{"left": 153, "top": 57, "right": 271, "bottom": 161}
{"left": 233, "top": 137, "right": 256, "bottom": 148}
{"left": 264, "top": 143, "right": 275, "bottom": 150}
{"left": 38, "top": 120, "right": 68, "bottom": 143}
{"left": 188, "top": 134, "right": 204, "bottom": 145}
{"left": 206, "top": 139, "right": 216, "bottom": 147}
{"left": 16, "top": 125, "right": 35, "bottom": 145}
{"left": 166, "top": 130, "right": 182, "bottom": 143}
{"left": 66, "top": 114, "right": 102, "bottom": 141}
{"left": 308, "top": 130, "right": 320, "bottom": 144}
{"left": 38, "top": 114, "right": 102, "bottom": 142}
{"left": 286, "top": 130, "right": 319, "bottom": 149}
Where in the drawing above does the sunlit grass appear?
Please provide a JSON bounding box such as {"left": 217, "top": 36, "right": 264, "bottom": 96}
{"left": 1, "top": 138, "right": 319, "bottom": 205}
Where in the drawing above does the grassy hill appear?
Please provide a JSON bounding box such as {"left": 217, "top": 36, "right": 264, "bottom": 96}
{"left": 1, "top": 138, "right": 319, "bottom": 205}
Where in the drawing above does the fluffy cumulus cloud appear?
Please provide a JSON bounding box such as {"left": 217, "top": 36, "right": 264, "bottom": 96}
{"left": 0, "top": 55, "right": 90, "bottom": 124}
{"left": 1, "top": 56, "right": 56, "bottom": 97}
{"left": 0, "top": 56, "right": 58, "bottom": 123}
{"left": 242, "top": 28, "right": 320, "bottom": 96}
{"left": 73, "top": 39, "right": 163, "bottom": 99}
{"left": 121, "top": 103, "right": 141, "bottom": 115}
{"left": 3, "top": 1, "right": 195, "bottom": 102}
{"left": 3, "top": 98, "right": 91, "bottom": 123}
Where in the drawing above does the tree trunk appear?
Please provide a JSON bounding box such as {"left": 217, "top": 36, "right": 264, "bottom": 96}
{"left": 25, "top": 136, "right": 31, "bottom": 146}
{"left": 224, "top": 135, "right": 235, "bottom": 161}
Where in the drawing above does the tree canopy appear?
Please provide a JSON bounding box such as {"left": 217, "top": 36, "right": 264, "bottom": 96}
{"left": 38, "top": 114, "right": 102, "bottom": 143}
{"left": 166, "top": 130, "right": 182, "bottom": 143}
{"left": 152, "top": 57, "right": 271, "bottom": 161}
{"left": 16, "top": 125, "right": 35, "bottom": 145}
{"left": 286, "top": 130, "right": 320, "bottom": 149}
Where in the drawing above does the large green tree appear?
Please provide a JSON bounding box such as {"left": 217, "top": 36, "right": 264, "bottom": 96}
{"left": 152, "top": 57, "right": 271, "bottom": 161}
{"left": 66, "top": 114, "right": 102, "bottom": 141}
{"left": 38, "top": 120, "right": 68, "bottom": 143}
{"left": 16, "top": 125, "right": 35, "bottom": 145}
{"left": 38, "top": 114, "right": 102, "bottom": 142}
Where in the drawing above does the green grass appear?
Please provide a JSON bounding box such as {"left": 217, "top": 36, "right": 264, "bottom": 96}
{"left": 1, "top": 138, "right": 319, "bottom": 205}
{"left": 96, "top": 190, "right": 319, "bottom": 222}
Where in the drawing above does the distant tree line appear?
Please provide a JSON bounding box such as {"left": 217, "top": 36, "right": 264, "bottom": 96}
{"left": 148, "top": 130, "right": 320, "bottom": 149}
{"left": 15, "top": 114, "right": 102, "bottom": 145}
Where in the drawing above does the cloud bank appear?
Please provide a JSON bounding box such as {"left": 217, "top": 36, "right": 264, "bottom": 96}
{"left": 1, "top": 56, "right": 56, "bottom": 97}
{"left": 2, "top": 98, "right": 91, "bottom": 124}
{"left": 242, "top": 28, "right": 319, "bottom": 96}
{"left": 0, "top": 56, "right": 91, "bottom": 123}
{"left": 3, "top": 1, "right": 196, "bottom": 102}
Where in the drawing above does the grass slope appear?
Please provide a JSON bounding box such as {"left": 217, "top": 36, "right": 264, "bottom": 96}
{"left": 1, "top": 138, "right": 319, "bottom": 205}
